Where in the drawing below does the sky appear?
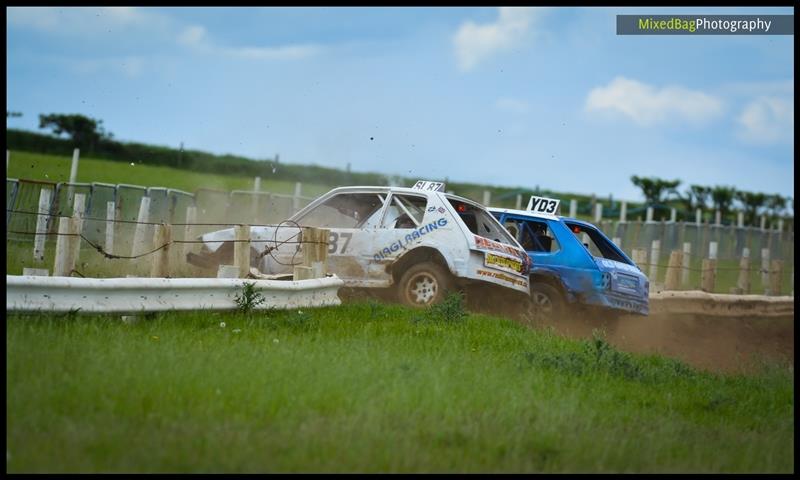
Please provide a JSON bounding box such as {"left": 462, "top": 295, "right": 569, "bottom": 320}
{"left": 6, "top": 6, "right": 795, "bottom": 204}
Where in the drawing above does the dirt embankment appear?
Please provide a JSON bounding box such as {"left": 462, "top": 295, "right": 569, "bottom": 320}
{"left": 546, "top": 313, "right": 794, "bottom": 375}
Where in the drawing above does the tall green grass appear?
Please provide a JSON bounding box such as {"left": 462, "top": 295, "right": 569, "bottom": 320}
{"left": 6, "top": 303, "right": 794, "bottom": 473}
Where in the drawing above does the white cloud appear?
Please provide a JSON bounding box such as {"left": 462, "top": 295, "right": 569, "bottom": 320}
{"left": 453, "top": 7, "right": 541, "bottom": 72}
{"left": 7, "top": 7, "right": 168, "bottom": 35}
{"left": 178, "top": 25, "right": 207, "bottom": 47}
{"left": 585, "top": 76, "right": 724, "bottom": 126}
{"left": 737, "top": 96, "right": 794, "bottom": 144}
{"left": 178, "top": 24, "right": 320, "bottom": 61}
{"left": 494, "top": 97, "right": 529, "bottom": 114}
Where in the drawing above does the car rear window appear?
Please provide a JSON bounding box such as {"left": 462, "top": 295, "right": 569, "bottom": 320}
{"left": 448, "top": 199, "right": 518, "bottom": 245}
{"left": 564, "top": 221, "right": 630, "bottom": 264}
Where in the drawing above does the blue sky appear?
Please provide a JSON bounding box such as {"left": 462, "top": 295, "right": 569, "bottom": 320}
{"left": 6, "top": 6, "right": 794, "bottom": 204}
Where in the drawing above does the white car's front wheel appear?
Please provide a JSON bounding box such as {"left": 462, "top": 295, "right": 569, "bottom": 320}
{"left": 396, "top": 262, "right": 454, "bottom": 307}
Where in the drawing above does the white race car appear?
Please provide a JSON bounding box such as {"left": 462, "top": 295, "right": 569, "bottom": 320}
{"left": 187, "top": 181, "right": 531, "bottom": 308}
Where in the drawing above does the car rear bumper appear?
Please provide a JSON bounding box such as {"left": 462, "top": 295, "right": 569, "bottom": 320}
{"left": 578, "top": 291, "right": 649, "bottom": 316}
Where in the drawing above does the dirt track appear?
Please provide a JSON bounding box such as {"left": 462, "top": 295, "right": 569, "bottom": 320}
{"left": 546, "top": 313, "right": 794, "bottom": 374}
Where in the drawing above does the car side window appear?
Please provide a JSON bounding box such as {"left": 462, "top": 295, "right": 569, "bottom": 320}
{"left": 381, "top": 194, "right": 428, "bottom": 229}
{"left": 565, "top": 222, "right": 630, "bottom": 264}
{"left": 298, "top": 193, "right": 385, "bottom": 228}
{"left": 505, "top": 218, "right": 559, "bottom": 253}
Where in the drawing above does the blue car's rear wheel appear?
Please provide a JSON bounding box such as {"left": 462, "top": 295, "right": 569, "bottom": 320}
{"left": 526, "top": 283, "right": 565, "bottom": 324}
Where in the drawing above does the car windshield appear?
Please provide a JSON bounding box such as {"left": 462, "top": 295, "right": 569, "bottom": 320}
{"left": 564, "top": 222, "right": 630, "bottom": 264}
{"left": 297, "top": 192, "right": 385, "bottom": 228}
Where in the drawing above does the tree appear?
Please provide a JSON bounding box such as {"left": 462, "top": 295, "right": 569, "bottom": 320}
{"left": 38, "top": 113, "right": 112, "bottom": 151}
{"left": 679, "top": 184, "right": 712, "bottom": 212}
{"left": 765, "top": 194, "right": 787, "bottom": 219}
{"left": 630, "top": 176, "right": 682, "bottom": 205}
{"left": 6, "top": 111, "right": 22, "bottom": 118}
{"left": 734, "top": 191, "right": 767, "bottom": 225}
{"left": 710, "top": 186, "right": 736, "bottom": 220}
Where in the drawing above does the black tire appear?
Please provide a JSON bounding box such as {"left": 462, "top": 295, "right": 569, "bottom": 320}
{"left": 396, "top": 262, "right": 454, "bottom": 307}
{"left": 525, "top": 282, "right": 566, "bottom": 325}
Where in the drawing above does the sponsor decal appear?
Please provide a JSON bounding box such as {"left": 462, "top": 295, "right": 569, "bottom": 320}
{"left": 373, "top": 217, "right": 449, "bottom": 261}
{"left": 474, "top": 235, "right": 526, "bottom": 260}
{"left": 484, "top": 252, "right": 524, "bottom": 275}
{"left": 476, "top": 269, "right": 529, "bottom": 288}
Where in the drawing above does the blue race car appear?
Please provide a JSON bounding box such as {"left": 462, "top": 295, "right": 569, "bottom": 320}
{"left": 488, "top": 196, "right": 649, "bottom": 322}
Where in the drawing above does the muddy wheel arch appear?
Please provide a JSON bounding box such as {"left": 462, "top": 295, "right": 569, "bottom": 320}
{"left": 389, "top": 247, "right": 455, "bottom": 284}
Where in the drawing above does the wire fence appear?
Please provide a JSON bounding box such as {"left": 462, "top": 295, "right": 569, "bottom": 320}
{"left": 6, "top": 177, "right": 794, "bottom": 294}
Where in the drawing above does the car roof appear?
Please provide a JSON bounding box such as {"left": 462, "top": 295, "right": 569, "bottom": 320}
{"left": 487, "top": 206, "right": 600, "bottom": 228}
{"left": 324, "top": 185, "right": 483, "bottom": 207}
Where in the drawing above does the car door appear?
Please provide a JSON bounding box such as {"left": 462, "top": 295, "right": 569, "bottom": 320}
{"left": 266, "top": 191, "right": 387, "bottom": 284}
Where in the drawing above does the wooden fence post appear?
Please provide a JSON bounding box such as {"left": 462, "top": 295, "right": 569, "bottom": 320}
{"left": 681, "top": 242, "right": 691, "bottom": 287}
{"left": 131, "top": 196, "right": 151, "bottom": 256}
{"left": 150, "top": 223, "right": 172, "bottom": 278}
{"left": 648, "top": 239, "right": 660, "bottom": 283}
{"left": 695, "top": 209, "right": 702, "bottom": 226}
{"left": 594, "top": 203, "right": 603, "bottom": 223}
{"left": 53, "top": 217, "right": 73, "bottom": 276}
{"left": 515, "top": 194, "right": 522, "bottom": 210}
{"left": 482, "top": 190, "right": 491, "bottom": 207}
{"left": 714, "top": 210, "right": 721, "bottom": 226}
{"left": 735, "top": 247, "right": 751, "bottom": 294}
{"left": 669, "top": 208, "right": 676, "bottom": 223}
{"left": 632, "top": 248, "right": 647, "bottom": 271}
{"left": 619, "top": 201, "right": 627, "bottom": 222}
{"left": 33, "top": 188, "right": 52, "bottom": 262}
{"left": 293, "top": 227, "right": 329, "bottom": 280}
{"left": 761, "top": 248, "right": 770, "bottom": 295}
{"left": 293, "top": 182, "right": 303, "bottom": 212}
{"left": 664, "top": 250, "right": 683, "bottom": 290}
{"left": 569, "top": 199, "right": 577, "bottom": 218}
{"left": 183, "top": 205, "right": 197, "bottom": 261}
{"left": 769, "top": 260, "right": 783, "bottom": 296}
{"left": 234, "top": 225, "right": 250, "bottom": 279}
{"left": 701, "top": 258, "right": 717, "bottom": 292}
{"left": 106, "top": 201, "right": 115, "bottom": 256}
{"left": 737, "top": 211, "right": 744, "bottom": 228}
{"left": 646, "top": 207, "right": 654, "bottom": 223}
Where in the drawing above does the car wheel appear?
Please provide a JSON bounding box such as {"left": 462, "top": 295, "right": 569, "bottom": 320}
{"left": 525, "top": 283, "right": 565, "bottom": 325}
{"left": 396, "top": 262, "right": 454, "bottom": 307}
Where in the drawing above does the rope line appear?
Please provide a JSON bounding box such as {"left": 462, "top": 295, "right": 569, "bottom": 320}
{"left": 5, "top": 208, "right": 294, "bottom": 228}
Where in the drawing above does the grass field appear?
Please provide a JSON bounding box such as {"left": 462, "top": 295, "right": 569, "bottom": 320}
{"left": 5, "top": 301, "right": 794, "bottom": 473}
{"left": 7, "top": 150, "right": 333, "bottom": 197}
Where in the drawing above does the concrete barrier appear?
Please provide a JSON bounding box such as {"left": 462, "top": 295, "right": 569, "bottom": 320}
{"left": 649, "top": 290, "right": 794, "bottom": 317}
{"left": 6, "top": 275, "right": 343, "bottom": 314}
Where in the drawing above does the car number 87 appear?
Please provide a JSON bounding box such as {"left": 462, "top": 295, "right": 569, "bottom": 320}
{"left": 328, "top": 231, "right": 352, "bottom": 254}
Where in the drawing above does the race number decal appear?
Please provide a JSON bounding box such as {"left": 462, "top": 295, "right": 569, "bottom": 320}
{"left": 526, "top": 196, "right": 560, "bottom": 216}
{"left": 328, "top": 231, "right": 353, "bottom": 254}
{"left": 412, "top": 180, "right": 445, "bottom": 192}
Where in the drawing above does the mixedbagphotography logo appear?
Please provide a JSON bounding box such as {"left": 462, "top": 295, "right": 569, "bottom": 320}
{"left": 617, "top": 14, "right": 794, "bottom": 35}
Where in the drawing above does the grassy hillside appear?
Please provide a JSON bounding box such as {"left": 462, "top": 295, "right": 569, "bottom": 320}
{"left": 7, "top": 150, "right": 332, "bottom": 197}
{"left": 6, "top": 148, "right": 610, "bottom": 213}
{"left": 6, "top": 302, "right": 794, "bottom": 473}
